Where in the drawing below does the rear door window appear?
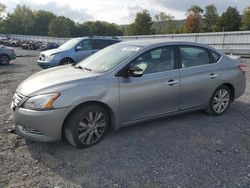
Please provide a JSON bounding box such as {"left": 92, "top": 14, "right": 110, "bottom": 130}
{"left": 210, "top": 50, "right": 221, "bottom": 63}
{"left": 179, "top": 46, "right": 211, "bottom": 68}
{"left": 92, "top": 40, "right": 110, "bottom": 50}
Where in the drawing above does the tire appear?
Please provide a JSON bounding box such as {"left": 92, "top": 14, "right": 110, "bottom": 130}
{"left": 0, "top": 54, "right": 10, "bottom": 65}
{"left": 206, "top": 85, "right": 232, "bottom": 116}
{"left": 64, "top": 105, "right": 110, "bottom": 148}
{"left": 59, "top": 58, "right": 74, "bottom": 65}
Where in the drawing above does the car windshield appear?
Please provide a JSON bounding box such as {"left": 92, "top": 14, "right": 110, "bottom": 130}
{"left": 59, "top": 38, "right": 81, "bottom": 50}
{"left": 77, "top": 44, "right": 141, "bottom": 73}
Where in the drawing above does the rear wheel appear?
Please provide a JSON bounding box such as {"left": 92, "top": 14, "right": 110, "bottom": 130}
{"left": 64, "top": 105, "right": 109, "bottom": 148}
{"left": 59, "top": 58, "right": 74, "bottom": 65}
{"left": 0, "top": 55, "right": 10, "bottom": 65}
{"left": 206, "top": 85, "right": 231, "bottom": 115}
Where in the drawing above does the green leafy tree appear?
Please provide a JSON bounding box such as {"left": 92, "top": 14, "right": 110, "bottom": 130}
{"left": 126, "top": 9, "right": 153, "bottom": 35}
{"left": 33, "top": 10, "right": 56, "bottom": 36}
{"left": 242, "top": 6, "right": 250, "bottom": 30}
{"left": 219, "top": 6, "right": 241, "bottom": 31}
{"left": 84, "top": 21, "right": 122, "bottom": 36}
{"left": 183, "top": 5, "right": 203, "bottom": 33}
{"left": 48, "top": 16, "right": 71, "bottom": 37}
{"left": 2, "top": 5, "right": 35, "bottom": 34}
{"left": 0, "top": 3, "right": 6, "bottom": 33}
{"left": 154, "top": 12, "right": 176, "bottom": 34}
{"left": 203, "top": 4, "right": 219, "bottom": 32}
{"left": 13, "top": 5, "right": 35, "bottom": 34}
{"left": 76, "top": 23, "right": 91, "bottom": 36}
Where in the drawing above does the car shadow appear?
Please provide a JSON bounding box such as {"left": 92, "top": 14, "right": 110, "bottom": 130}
{"left": 26, "top": 100, "right": 250, "bottom": 186}
{"left": 0, "top": 63, "right": 24, "bottom": 71}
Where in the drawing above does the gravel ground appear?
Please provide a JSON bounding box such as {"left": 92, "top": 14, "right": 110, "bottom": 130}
{"left": 0, "top": 48, "right": 250, "bottom": 188}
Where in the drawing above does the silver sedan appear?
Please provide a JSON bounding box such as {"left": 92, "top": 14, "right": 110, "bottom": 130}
{"left": 12, "top": 40, "right": 246, "bottom": 148}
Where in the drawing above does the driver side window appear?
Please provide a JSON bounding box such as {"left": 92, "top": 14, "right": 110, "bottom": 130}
{"left": 78, "top": 40, "right": 92, "bottom": 50}
{"left": 131, "top": 46, "right": 175, "bottom": 75}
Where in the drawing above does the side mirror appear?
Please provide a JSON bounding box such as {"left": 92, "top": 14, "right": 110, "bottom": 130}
{"left": 76, "top": 46, "right": 84, "bottom": 51}
{"left": 128, "top": 66, "right": 143, "bottom": 77}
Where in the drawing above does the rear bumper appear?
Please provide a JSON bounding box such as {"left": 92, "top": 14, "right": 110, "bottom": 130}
{"left": 37, "top": 60, "right": 60, "bottom": 69}
{"left": 13, "top": 106, "right": 74, "bottom": 142}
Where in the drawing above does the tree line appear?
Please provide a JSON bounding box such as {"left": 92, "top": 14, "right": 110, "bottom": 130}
{"left": 0, "top": 3, "right": 250, "bottom": 38}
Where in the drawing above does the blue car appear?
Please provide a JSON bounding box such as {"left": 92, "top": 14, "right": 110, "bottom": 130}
{"left": 37, "top": 37, "right": 120, "bottom": 68}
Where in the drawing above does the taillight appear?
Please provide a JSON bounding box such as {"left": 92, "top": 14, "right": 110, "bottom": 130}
{"left": 238, "top": 64, "right": 247, "bottom": 73}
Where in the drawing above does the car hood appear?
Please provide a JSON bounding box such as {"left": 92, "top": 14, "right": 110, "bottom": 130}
{"left": 17, "top": 65, "right": 98, "bottom": 96}
{"left": 41, "top": 48, "right": 65, "bottom": 56}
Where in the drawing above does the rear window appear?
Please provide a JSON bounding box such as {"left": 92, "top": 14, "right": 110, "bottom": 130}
{"left": 210, "top": 50, "right": 221, "bottom": 63}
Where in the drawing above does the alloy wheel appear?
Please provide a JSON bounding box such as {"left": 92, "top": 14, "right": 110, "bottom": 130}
{"left": 212, "top": 89, "right": 230, "bottom": 113}
{"left": 77, "top": 111, "right": 106, "bottom": 145}
{"left": 0, "top": 55, "right": 9, "bottom": 65}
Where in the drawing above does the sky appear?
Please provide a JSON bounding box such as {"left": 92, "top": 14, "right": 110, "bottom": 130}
{"left": 1, "top": 0, "right": 250, "bottom": 24}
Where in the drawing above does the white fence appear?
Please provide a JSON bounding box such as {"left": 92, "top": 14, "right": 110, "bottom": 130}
{"left": 1, "top": 31, "right": 250, "bottom": 53}
{"left": 120, "top": 31, "right": 250, "bottom": 53}
{"left": 0, "top": 34, "right": 71, "bottom": 44}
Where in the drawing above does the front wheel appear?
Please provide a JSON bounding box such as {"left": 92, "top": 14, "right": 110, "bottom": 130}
{"left": 59, "top": 58, "right": 74, "bottom": 65}
{"left": 64, "top": 105, "right": 109, "bottom": 148}
{"left": 206, "top": 85, "right": 231, "bottom": 116}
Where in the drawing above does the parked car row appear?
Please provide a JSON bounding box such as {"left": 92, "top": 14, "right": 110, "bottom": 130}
{"left": 0, "top": 38, "right": 59, "bottom": 51}
{"left": 0, "top": 36, "right": 121, "bottom": 66}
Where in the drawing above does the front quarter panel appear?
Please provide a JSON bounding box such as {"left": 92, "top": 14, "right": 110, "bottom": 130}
{"left": 53, "top": 76, "right": 120, "bottom": 128}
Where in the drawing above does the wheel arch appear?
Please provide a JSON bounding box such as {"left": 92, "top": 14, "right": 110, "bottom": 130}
{"left": 59, "top": 57, "right": 75, "bottom": 65}
{"left": 61, "top": 101, "right": 116, "bottom": 139}
{"left": 221, "top": 83, "right": 235, "bottom": 101}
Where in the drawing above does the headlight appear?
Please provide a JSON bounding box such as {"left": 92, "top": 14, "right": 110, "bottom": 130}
{"left": 44, "top": 55, "right": 55, "bottom": 61}
{"left": 22, "top": 93, "right": 60, "bottom": 111}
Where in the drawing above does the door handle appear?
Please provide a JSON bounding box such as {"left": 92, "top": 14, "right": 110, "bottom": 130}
{"left": 209, "top": 73, "right": 218, "bottom": 79}
{"left": 165, "top": 79, "right": 179, "bottom": 86}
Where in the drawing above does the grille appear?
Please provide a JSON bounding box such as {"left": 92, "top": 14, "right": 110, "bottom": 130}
{"left": 12, "top": 92, "right": 25, "bottom": 110}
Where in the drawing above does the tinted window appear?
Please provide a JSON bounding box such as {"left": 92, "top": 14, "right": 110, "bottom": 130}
{"left": 180, "top": 46, "right": 210, "bottom": 68}
{"left": 79, "top": 40, "right": 92, "bottom": 50}
{"left": 131, "top": 46, "right": 175, "bottom": 74}
{"left": 210, "top": 50, "right": 221, "bottom": 63}
{"left": 92, "top": 40, "right": 110, "bottom": 50}
{"left": 109, "top": 40, "right": 120, "bottom": 45}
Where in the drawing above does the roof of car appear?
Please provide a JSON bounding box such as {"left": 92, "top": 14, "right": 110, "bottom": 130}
{"left": 120, "top": 39, "right": 219, "bottom": 52}
{"left": 74, "top": 36, "right": 120, "bottom": 41}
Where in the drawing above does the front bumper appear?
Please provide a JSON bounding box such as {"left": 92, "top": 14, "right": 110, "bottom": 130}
{"left": 37, "top": 60, "right": 60, "bottom": 69}
{"left": 10, "top": 52, "right": 16, "bottom": 60}
{"left": 13, "top": 106, "right": 74, "bottom": 142}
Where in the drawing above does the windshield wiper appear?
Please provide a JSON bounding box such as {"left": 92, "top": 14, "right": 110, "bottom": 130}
{"left": 82, "top": 67, "right": 92, "bottom": 71}
{"left": 72, "top": 64, "right": 83, "bottom": 69}
{"left": 72, "top": 64, "right": 92, "bottom": 71}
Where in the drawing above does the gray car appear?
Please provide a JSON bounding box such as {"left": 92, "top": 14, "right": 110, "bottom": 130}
{"left": 37, "top": 37, "right": 120, "bottom": 68}
{"left": 12, "top": 40, "right": 246, "bottom": 148}
{"left": 0, "top": 45, "right": 16, "bottom": 65}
